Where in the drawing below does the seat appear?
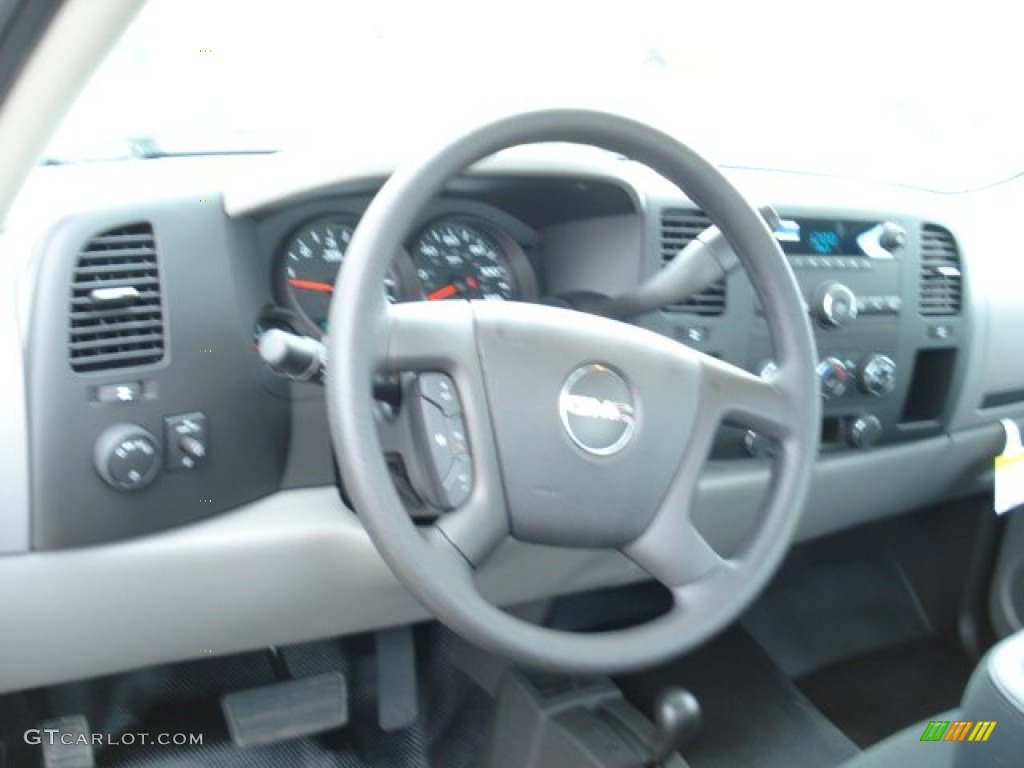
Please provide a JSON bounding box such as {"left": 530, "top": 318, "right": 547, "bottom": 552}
{"left": 838, "top": 629, "right": 1024, "bottom": 767}
{"left": 839, "top": 712, "right": 956, "bottom": 768}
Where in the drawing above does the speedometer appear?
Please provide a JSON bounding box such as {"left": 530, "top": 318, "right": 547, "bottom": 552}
{"left": 412, "top": 220, "right": 519, "bottom": 301}
{"left": 277, "top": 215, "right": 403, "bottom": 336}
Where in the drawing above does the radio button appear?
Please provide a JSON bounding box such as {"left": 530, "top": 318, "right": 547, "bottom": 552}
{"left": 815, "top": 281, "right": 858, "bottom": 328}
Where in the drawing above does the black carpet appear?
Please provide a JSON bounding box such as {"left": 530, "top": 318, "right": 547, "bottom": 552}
{"left": 3, "top": 627, "right": 488, "bottom": 768}
{"left": 797, "top": 632, "right": 973, "bottom": 749}
{"left": 617, "top": 628, "right": 859, "bottom": 768}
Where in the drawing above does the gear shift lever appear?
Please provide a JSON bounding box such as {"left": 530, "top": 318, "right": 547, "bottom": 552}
{"left": 646, "top": 688, "right": 702, "bottom": 767}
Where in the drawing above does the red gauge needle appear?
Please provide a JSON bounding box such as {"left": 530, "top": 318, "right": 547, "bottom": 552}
{"left": 466, "top": 275, "right": 479, "bottom": 289}
{"left": 427, "top": 284, "right": 459, "bottom": 301}
{"left": 288, "top": 279, "right": 334, "bottom": 293}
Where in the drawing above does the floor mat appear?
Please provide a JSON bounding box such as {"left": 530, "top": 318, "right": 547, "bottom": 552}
{"left": 16, "top": 626, "right": 489, "bottom": 768}
{"left": 617, "top": 628, "right": 859, "bottom": 768}
{"left": 796, "top": 632, "right": 973, "bottom": 749}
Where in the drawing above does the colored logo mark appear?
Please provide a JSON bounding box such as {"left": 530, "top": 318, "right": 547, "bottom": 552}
{"left": 920, "top": 720, "right": 996, "bottom": 743}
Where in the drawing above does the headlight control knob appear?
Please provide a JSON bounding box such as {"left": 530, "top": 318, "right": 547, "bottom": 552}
{"left": 814, "top": 281, "right": 858, "bottom": 329}
{"left": 94, "top": 424, "right": 160, "bottom": 490}
{"left": 860, "top": 354, "right": 897, "bottom": 397}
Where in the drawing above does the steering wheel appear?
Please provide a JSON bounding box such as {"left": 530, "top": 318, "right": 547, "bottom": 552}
{"left": 327, "top": 110, "right": 819, "bottom": 673}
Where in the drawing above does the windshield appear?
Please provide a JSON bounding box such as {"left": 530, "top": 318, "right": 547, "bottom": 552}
{"left": 45, "top": 0, "right": 1024, "bottom": 192}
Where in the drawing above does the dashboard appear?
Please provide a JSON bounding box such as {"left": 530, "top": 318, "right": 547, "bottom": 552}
{"left": 2, "top": 147, "right": 1023, "bottom": 692}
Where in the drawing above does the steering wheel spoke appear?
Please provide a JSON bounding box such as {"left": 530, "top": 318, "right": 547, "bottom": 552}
{"left": 374, "top": 301, "right": 512, "bottom": 566}
{"left": 377, "top": 300, "right": 478, "bottom": 373}
{"left": 624, "top": 511, "right": 725, "bottom": 589}
{"left": 700, "top": 355, "right": 794, "bottom": 440}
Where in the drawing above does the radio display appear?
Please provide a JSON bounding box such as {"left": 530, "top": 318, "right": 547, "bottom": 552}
{"left": 773, "top": 218, "right": 881, "bottom": 257}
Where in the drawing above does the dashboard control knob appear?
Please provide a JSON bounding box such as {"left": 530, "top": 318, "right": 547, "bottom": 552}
{"left": 848, "top": 414, "right": 883, "bottom": 449}
{"left": 744, "top": 430, "right": 777, "bottom": 459}
{"left": 94, "top": 424, "right": 160, "bottom": 490}
{"left": 816, "top": 357, "right": 849, "bottom": 399}
{"left": 860, "top": 354, "right": 897, "bottom": 397}
{"left": 878, "top": 222, "right": 907, "bottom": 251}
{"left": 179, "top": 435, "right": 206, "bottom": 460}
{"left": 814, "top": 281, "right": 858, "bottom": 328}
{"left": 258, "top": 328, "right": 325, "bottom": 382}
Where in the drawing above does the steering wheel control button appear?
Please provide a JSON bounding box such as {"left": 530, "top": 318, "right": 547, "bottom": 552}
{"left": 418, "top": 372, "right": 462, "bottom": 415}
{"left": 94, "top": 424, "right": 161, "bottom": 490}
{"left": 420, "top": 399, "right": 457, "bottom": 479}
{"left": 859, "top": 354, "right": 897, "bottom": 397}
{"left": 442, "top": 454, "right": 474, "bottom": 508}
{"left": 164, "top": 412, "right": 207, "bottom": 471}
{"left": 816, "top": 357, "right": 849, "bottom": 399}
{"left": 559, "top": 364, "right": 635, "bottom": 456}
{"left": 447, "top": 417, "right": 469, "bottom": 454}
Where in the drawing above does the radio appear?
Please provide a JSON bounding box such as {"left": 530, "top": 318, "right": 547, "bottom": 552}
{"left": 745, "top": 217, "right": 914, "bottom": 454}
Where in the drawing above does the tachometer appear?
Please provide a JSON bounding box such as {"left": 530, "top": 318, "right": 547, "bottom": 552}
{"left": 277, "top": 215, "right": 402, "bottom": 336}
{"left": 412, "top": 220, "right": 518, "bottom": 301}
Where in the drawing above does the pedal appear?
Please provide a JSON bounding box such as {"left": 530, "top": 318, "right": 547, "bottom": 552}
{"left": 221, "top": 672, "right": 348, "bottom": 748}
{"left": 39, "top": 715, "right": 94, "bottom": 768}
{"left": 375, "top": 626, "right": 419, "bottom": 731}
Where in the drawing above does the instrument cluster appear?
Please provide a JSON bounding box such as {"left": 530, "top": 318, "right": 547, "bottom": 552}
{"left": 275, "top": 214, "right": 537, "bottom": 337}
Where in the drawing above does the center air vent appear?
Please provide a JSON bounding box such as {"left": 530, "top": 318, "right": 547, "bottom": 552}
{"left": 919, "top": 224, "right": 962, "bottom": 317}
{"left": 69, "top": 223, "right": 165, "bottom": 373}
{"left": 660, "top": 207, "right": 726, "bottom": 316}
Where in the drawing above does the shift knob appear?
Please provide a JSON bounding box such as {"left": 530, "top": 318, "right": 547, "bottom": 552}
{"left": 647, "top": 688, "right": 702, "bottom": 767}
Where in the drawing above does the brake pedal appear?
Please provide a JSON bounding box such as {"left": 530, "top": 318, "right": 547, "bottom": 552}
{"left": 221, "top": 672, "right": 348, "bottom": 748}
{"left": 38, "top": 715, "right": 94, "bottom": 768}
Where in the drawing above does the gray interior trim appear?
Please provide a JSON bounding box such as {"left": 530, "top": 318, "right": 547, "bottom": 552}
{"left": 697, "top": 423, "right": 1001, "bottom": 555}
{"left": 0, "top": 235, "right": 29, "bottom": 553}
{"left": 0, "top": 487, "right": 646, "bottom": 694}
{"left": 0, "top": 422, "right": 997, "bottom": 693}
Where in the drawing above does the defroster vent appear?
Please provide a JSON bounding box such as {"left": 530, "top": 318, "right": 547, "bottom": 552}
{"left": 660, "top": 207, "right": 726, "bottom": 316}
{"left": 919, "top": 224, "right": 962, "bottom": 316}
{"left": 68, "top": 223, "right": 165, "bottom": 372}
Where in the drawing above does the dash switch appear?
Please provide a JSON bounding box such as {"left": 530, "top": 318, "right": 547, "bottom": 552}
{"left": 165, "top": 412, "right": 207, "bottom": 471}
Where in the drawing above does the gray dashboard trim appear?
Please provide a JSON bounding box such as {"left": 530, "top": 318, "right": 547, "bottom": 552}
{"left": 222, "top": 149, "right": 642, "bottom": 218}
{"left": 0, "top": 427, "right": 998, "bottom": 694}
{"left": 0, "top": 237, "right": 29, "bottom": 553}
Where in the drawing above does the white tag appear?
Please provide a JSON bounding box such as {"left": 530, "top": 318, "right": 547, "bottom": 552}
{"left": 995, "top": 419, "right": 1024, "bottom": 515}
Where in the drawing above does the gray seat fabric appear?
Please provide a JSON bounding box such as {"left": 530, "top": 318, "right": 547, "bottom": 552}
{"left": 838, "top": 711, "right": 957, "bottom": 768}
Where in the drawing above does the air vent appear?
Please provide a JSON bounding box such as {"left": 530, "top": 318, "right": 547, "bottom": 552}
{"left": 919, "top": 224, "right": 962, "bottom": 316}
{"left": 69, "top": 223, "right": 165, "bottom": 372}
{"left": 660, "top": 207, "right": 726, "bottom": 316}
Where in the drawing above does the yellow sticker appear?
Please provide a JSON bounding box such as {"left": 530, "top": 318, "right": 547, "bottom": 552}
{"left": 996, "top": 454, "right": 1024, "bottom": 471}
{"left": 995, "top": 420, "right": 1024, "bottom": 515}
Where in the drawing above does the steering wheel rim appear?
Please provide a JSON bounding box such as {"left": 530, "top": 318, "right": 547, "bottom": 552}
{"left": 327, "top": 109, "right": 819, "bottom": 674}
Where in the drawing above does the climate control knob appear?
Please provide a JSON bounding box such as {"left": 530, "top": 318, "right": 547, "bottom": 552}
{"left": 860, "top": 354, "right": 897, "bottom": 397}
{"left": 817, "top": 357, "right": 849, "bottom": 399}
{"left": 94, "top": 424, "right": 160, "bottom": 490}
{"left": 848, "top": 414, "right": 883, "bottom": 449}
{"left": 814, "top": 281, "right": 858, "bottom": 329}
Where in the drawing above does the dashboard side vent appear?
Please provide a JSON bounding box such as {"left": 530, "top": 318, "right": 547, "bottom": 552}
{"left": 919, "top": 224, "right": 962, "bottom": 316}
{"left": 69, "top": 223, "right": 165, "bottom": 372}
{"left": 659, "top": 207, "right": 726, "bottom": 316}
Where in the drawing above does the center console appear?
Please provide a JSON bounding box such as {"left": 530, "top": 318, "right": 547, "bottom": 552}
{"left": 649, "top": 206, "right": 967, "bottom": 458}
